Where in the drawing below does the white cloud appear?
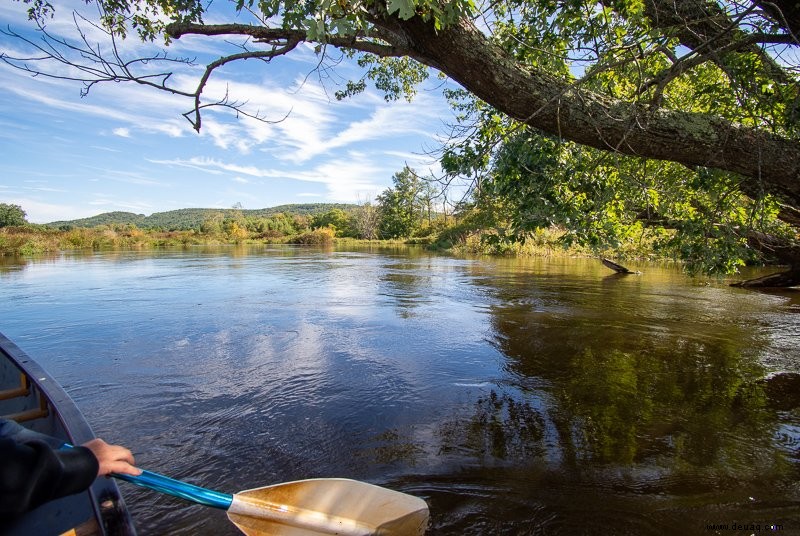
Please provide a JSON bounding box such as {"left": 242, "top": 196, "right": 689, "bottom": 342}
{"left": 27, "top": 186, "right": 67, "bottom": 193}
{"left": 0, "top": 67, "right": 189, "bottom": 137}
{"left": 6, "top": 197, "right": 102, "bottom": 223}
{"left": 149, "top": 153, "right": 387, "bottom": 202}
{"left": 1, "top": 4, "right": 451, "bottom": 161}
{"left": 0, "top": 0, "right": 456, "bottom": 219}
{"left": 165, "top": 157, "right": 270, "bottom": 178}
{"left": 147, "top": 157, "right": 225, "bottom": 175}
{"left": 200, "top": 119, "right": 240, "bottom": 151}
{"left": 90, "top": 145, "right": 122, "bottom": 152}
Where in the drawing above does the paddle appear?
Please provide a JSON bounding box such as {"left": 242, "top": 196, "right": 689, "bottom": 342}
{"left": 113, "top": 469, "right": 430, "bottom": 535}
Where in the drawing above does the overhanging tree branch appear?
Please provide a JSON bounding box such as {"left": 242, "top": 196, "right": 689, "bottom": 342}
{"left": 11, "top": 5, "right": 797, "bottom": 207}
{"left": 1, "top": 15, "right": 196, "bottom": 99}
{"left": 183, "top": 39, "right": 301, "bottom": 131}
{"left": 1, "top": 15, "right": 301, "bottom": 129}
{"left": 359, "top": 15, "right": 800, "bottom": 206}
{"left": 165, "top": 22, "right": 408, "bottom": 58}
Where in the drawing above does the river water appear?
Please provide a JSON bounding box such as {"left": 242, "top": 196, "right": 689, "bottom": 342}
{"left": 1, "top": 246, "right": 799, "bottom": 535}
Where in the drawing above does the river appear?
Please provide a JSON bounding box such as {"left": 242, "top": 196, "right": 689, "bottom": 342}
{"left": 1, "top": 246, "right": 799, "bottom": 535}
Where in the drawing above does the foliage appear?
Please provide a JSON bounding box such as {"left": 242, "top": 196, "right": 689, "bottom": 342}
{"left": 0, "top": 224, "right": 205, "bottom": 255}
{"left": 0, "top": 203, "right": 28, "bottom": 228}
{"left": 245, "top": 212, "right": 299, "bottom": 237}
{"left": 51, "top": 211, "right": 146, "bottom": 230}
{"left": 311, "top": 208, "right": 356, "bottom": 237}
{"left": 225, "top": 220, "right": 249, "bottom": 243}
{"left": 444, "top": 116, "right": 793, "bottom": 273}
{"left": 336, "top": 56, "right": 430, "bottom": 102}
{"left": 292, "top": 226, "right": 335, "bottom": 245}
{"left": 377, "top": 167, "right": 432, "bottom": 239}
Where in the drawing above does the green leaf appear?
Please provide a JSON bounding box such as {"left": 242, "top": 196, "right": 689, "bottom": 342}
{"left": 386, "top": 0, "right": 416, "bottom": 20}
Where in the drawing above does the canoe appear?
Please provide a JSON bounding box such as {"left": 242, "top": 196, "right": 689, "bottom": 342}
{"left": 0, "top": 331, "right": 136, "bottom": 536}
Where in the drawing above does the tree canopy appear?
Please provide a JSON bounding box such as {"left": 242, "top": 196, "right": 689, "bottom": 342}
{"left": 0, "top": 203, "right": 27, "bottom": 228}
{"left": 3, "top": 0, "right": 800, "bottom": 282}
{"left": 378, "top": 167, "right": 426, "bottom": 238}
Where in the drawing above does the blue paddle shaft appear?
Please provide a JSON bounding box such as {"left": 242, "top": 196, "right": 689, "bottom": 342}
{"left": 113, "top": 470, "right": 234, "bottom": 510}
{"left": 61, "top": 443, "right": 233, "bottom": 509}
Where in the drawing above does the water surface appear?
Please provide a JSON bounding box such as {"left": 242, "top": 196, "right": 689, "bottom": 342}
{"left": 1, "top": 246, "right": 798, "bottom": 534}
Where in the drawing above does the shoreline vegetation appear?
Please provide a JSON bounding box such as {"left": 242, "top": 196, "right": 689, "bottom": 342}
{"left": 0, "top": 222, "right": 591, "bottom": 258}
{"left": 0, "top": 203, "right": 619, "bottom": 260}
{"left": 0, "top": 204, "right": 789, "bottom": 283}
{"left": 7, "top": 222, "right": 797, "bottom": 288}
{"left": 0, "top": 216, "right": 637, "bottom": 262}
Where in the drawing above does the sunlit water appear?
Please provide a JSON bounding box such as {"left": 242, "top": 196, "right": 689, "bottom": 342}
{"left": 1, "top": 246, "right": 799, "bottom": 535}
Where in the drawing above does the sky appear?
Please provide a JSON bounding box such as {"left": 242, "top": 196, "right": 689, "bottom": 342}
{"left": 0, "top": 1, "right": 456, "bottom": 223}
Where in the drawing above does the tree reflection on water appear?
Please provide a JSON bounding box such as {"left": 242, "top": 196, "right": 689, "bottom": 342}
{"left": 426, "top": 264, "right": 800, "bottom": 534}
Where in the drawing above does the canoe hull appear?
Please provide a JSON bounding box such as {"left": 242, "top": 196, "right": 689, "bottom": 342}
{"left": 0, "top": 332, "right": 136, "bottom": 536}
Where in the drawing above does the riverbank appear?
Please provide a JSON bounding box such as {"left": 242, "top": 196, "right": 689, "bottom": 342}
{"left": 0, "top": 225, "right": 428, "bottom": 256}
{"left": 0, "top": 223, "right": 663, "bottom": 265}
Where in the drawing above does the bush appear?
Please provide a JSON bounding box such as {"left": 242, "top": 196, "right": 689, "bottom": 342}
{"left": 293, "top": 227, "right": 335, "bottom": 245}
{"left": 0, "top": 227, "right": 61, "bottom": 255}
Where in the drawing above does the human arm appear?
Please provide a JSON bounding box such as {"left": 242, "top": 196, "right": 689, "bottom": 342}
{"left": 0, "top": 438, "right": 98, "bottom": 518}
{"left": 0, "top": 437, "right": 140, "bottom": 519}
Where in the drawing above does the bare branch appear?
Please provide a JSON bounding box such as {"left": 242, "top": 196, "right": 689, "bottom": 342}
{"left": 1, "top": 12, "right": 309, "bottom": 131}
{"left": 184, "top": 39, "right": 300, "bottom": 131}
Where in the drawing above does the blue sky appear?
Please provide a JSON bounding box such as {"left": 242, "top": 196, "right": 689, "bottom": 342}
{"left": 0, "top": 1, "right": 455, "bottom": 223}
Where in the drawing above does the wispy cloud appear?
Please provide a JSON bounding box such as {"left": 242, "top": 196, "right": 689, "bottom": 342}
{"left": 147, "top": 157, "right": 224, "bottom": 175}
{"left": 152, "top": 157, "right": 270, "bottom": 177}
{"left": 0, "top": 67, "right": 190, "bottom": 137}
{"left": 6, "top": 197, "right": 107, "bottom": 223}
{"left": 148, "top": 153, "right": 387, "bottom": 201}
{"left": 27, "top": 186, "right": 67, "bottom": 193}
{"left": 90, "top": 145, "right": 122, "bottom": 152}
{"left": 0, "top": 0, "right": 455, "bottom": 220}
{"left": 77, "top": 165, "right": 172, "bottom": 188}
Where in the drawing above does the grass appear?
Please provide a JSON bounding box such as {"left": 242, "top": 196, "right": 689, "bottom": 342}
{"left": 0, "top": 226, "right": 206, "bottom": 255}
{"left": 1, "top": 224, "right": 656, "bottom": 263}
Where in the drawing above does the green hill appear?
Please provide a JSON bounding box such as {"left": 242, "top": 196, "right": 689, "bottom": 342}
{"left": 47, "top": 204, "right": 357, "bottom": 231}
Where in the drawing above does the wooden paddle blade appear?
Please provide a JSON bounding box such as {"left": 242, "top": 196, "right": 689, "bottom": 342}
{"left": 227, "top": 478, "right": 429, "bottom": 536}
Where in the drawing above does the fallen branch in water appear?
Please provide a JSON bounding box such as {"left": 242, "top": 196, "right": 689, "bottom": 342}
{"left": 601, "top": 258, "right": 638, "bottom": 274}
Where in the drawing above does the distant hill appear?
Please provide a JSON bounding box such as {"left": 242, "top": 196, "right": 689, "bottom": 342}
{"left": 47, "top": 204, "right": 358, "bottom": 231}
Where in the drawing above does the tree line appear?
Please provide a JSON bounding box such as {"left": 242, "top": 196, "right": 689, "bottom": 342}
{"left": 46, "top": 205, "right": 358, "bottom": 231}
{"left": 0, "top": 176, "right": 449, "bottom": 243}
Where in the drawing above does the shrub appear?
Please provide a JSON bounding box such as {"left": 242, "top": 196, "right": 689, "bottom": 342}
{"left": 293, "top": 227, "right": 335, "bottom": 245}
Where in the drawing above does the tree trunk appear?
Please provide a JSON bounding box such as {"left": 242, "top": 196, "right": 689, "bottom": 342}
{"left": 731, "top": 269, "right": 800, "bottom": 288}
{"left": 733, "top": 231, "right": 800, "bottom": 287}
{"left": 372, "top": 16, "right": 800, "bottom": 210}
{"left": 167, "top": 16, "right": 800, "bottom": 208}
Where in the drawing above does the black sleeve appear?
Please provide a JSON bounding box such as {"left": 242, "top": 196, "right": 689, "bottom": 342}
{"left": 0, "top": 438, "right": 99, "bottom": 520}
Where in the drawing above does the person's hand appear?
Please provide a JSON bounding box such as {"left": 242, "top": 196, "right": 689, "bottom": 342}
{"left": 82, "top": 438, "right": 142, "bottom": 477}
